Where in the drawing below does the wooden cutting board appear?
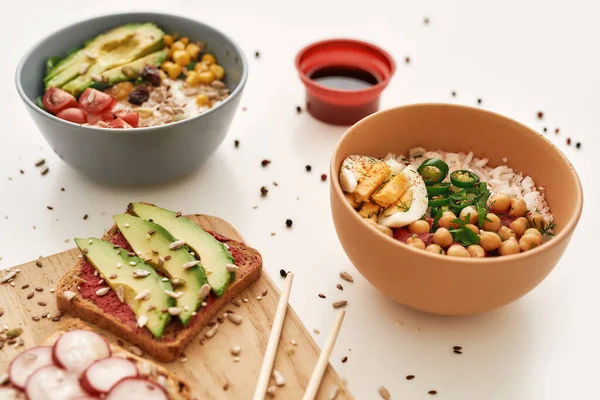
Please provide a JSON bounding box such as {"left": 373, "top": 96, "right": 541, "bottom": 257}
{"left": 0, "top": 215, "right": 352, "bottom": 400}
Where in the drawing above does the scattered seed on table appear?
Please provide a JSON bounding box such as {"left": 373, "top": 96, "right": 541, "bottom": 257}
{"left": 41, "top": 167, "right": 49, "bottom": 176}
{"left": 31, "top": 316, "right": 40, "bottom": 321}
{"left": 262, "top": 289, "right": 268, "bottom": 296}
{"left": 19, "top": 170, "right": 24, "bottom": 174}
{"left": 313, "top": 329, "right": 320, "bottom": 334}
{"left": 555, "top": 128, "right": 560, "bottom": 134}
{"left": 35, "top": 159, "right": 45, "bottom": 167}
{"left": 339, "top": 271, "right": 354, "bottom": 282}
{"left": 47, "top": 206, "right": 53, "bottom": 210}
{"left": 279, "top": 269, "right": 288, "bottom": 278}
{"left": 234, "top": 139, "right": 240, "bottom": 148}
{"left": 336, "top": 284, "right": 343, "bottom": 291}
{"left": 21, "top": 284, "right": 29, "bottom": 290}
{"left": 261, "top": 159, "right": 271, "bottom": 167}
{"left": 35, "top": 261, "right": 42, "bottom": 268}
{"left": 271, "top": 232, "right": 276, "bottom": 236}
{"left": 296, "top": 106, "right": 302, "bottom": 113}
{"left": 406, "top": 375, "right": 415, "bottom": 380}
{"left": 543, "top": 127, "right": 547, "bottom": 133}
{"left": 332, "top": 300, "right": 348, "bottom": 308}
{"left": 405, "top": 56, "right": 411, "bottom": 64}
{"left": 423, "top": 17, "right": 430, "bottom": 25}
{"left": 451, "top": 91, "right": 456, "bottom": 97}
{"left": 341, "top": 356, "right": 348, "bottom": 363}
{"left": 285, "top": 219, "right": 293, "bottom": 227}
{"left": 260, "top": 186, "right": 269, "bottom": 196}
{"left": 537, "top": 111, "right": 544, "bottom": 119}
{"left": 321, "top": 174, "right": 327, "bottom": 181}
{"left": 255, "top": 51, "right": 260, "bottom": 58}
{"left": 567, "top": 138, "right": 571, "bottom": 145}
{"left": 242, "top": 106, "right": 247, "bottom": 111}
{"left": 428, "top": 390, "right": 438, "bottom": 395}
{"left": 378, "top": 386, "right": 391, "bottom": 399}
{"left": 453, "top": 346, "right": 462, "bottom": 350}
{"left": 223, "top": 382, "right": 230, "bottom": 391}
{"left": 27, "top": 292, "right": 34, "bottom": 299}
{"left": 453, "top": 350, "right": 463, "bottom": 354}
{"left": 83, "top": 214, "right": 88, "bottom": 220}
{"left": 273, "top": 182, "right": 279, "bottom": 186}
{"left": 576, "top": 142, "right": 581, "bottom": 149}
{"left": 318, "top": 293, "right": 326, "bottom": 299}
{"left": 61, "top": 187, "right": 65, "bottom": 192}
{"left": 477, "top": 98, "right": 482, "bottom": 105}
{"left": 306, "top": 165, "right": 312, "bottom": 172}
{"left": 35, "top": 287, "right": 43, "bottom": 292}
{"left": 217, "top": 317, "right": 224, "bottom": 324}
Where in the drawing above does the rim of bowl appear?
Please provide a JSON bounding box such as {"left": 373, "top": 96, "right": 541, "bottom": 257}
{"left": 14, "top": 11, "right": 249, "bottom": 135}
{"left": 330, "top": 102, "right": 584, "bottom": 264}
{"left": 294, "top": 37, "right": 396, "bottom": 96}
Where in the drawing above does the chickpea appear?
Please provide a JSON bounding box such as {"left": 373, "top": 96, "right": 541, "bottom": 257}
{"left": 508, "top": 197, "right": 528, "bottom": 217}
{"left": 459, "top": 206, "right": 478, "bottom": 224}
{"left": 519, "top": 233, "right": 541, "bottom": 252}
{"left": 498, "top": 237, "right": 520, "bottom": 256}
{"left": 376, "top": 225, "right": 394, "bottom": 237}
{"left": 483, "top": 213, "right": 501, "bottom": 232}
{"left": 509, "top": 217, "right": 528, "bottom": 237}
{"left": 527, "top": 212, "right": 545, "bottom": 230}
{"left": 490, "top": 193, "right": 511, "bottom": 213}
{"left": 433, "top": 227, "right": 454, "bottom": 248}
{"left": 439, "top": 212, "right": 459, "bottom": 229}
{"left": 524, "top": 228, "right": 543, "bottom": 241}
{"left": 406, "top": 236, "right": 426, "bottom": 250}
{"left": 171, "top": 41, "right": 186, "bottom": 51}
{"left": 465, "top": 224, "right": 480, "bottom": 234}
{"left": 201, "top": 53, "right": 216, "bottom": 65}
{"left": 409, "top": 220, "right": 430, "bottom": 234}
{"left": 447, "top": 244, "right": 470, "bottom": 257}
{"left": 425, "top": 244, "right": 445, "bottom": 255}
{"left": 498, "top": 226, "right": 516, "bottom": 241}
{"left": 467, "top": 244, "right": 485, "bottom": 258}
{"left": 478, "top": 231, "right": 502, "bottom": 251}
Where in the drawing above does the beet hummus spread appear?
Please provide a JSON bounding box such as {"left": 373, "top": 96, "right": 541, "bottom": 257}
{"left": 77, "top": 230, "right": 239, "bottom": 339}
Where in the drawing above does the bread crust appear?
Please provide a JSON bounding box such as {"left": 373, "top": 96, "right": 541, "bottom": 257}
{"left": 56, "top": 218, "right": 263, "bottom": 362}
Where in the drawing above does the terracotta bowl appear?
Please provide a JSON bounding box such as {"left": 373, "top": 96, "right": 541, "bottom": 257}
{"left": 330, "top": 103, "right": 583, "bottom": 315}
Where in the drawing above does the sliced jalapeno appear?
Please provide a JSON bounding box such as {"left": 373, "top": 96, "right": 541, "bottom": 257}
{"left": 417, "top": 158, "right": 449, "bottom": 184}
{"left": 426, "top": 182, "right": 451, "bottom": 196}
{"left": 450, "top": 170, "right": 480, "bottom": 188}
{"left": 428, "top": 195, "right": 449, "bottom": 207}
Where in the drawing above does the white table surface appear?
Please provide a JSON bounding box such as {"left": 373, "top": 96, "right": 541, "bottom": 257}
{"left": 1, "top": 0, "right": 598, "bottom": 399}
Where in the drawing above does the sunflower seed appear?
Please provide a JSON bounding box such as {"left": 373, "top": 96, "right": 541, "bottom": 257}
{"left": 164, "top": 290, "right": 183, "bottom": 299}
{"left": 171, "top": 278, "right": 186, "bottom": 287}
{"left": 169, "top": 240, "right": 185, "bottom": 250}
{"left": 85, "top": 52, "right": 97, "bottom": 60}
{"left": 0, "top": 372, "right": 9, "bottom": 385}
{"left": 182, "top": 260, "right": 200, "bottom": 269}
{"left": 339, "top": 271, "right": 354, "bottom": 282}
{"left": 273, "top": 369, "right": 285, "bottom": 386}
{"left": 63, "top": 291, "right": 77, "bottom": 301}
{"left": 168, "top": 307, "right": 183, "bottom": 315}
{"left": 228, "top": 313, "right": 242, "bottom": 325}
{"left": 79, "top": 63, "right": 89, "bottom": 74}
{"left": 91, "top": 74, "right": 103, "bottom": 82}
{"left": 137, "top": 315, "right": 148, "bottom": 328}
{"left": 129, "top": 345, "right": 143, "bottom": 357}
{"left": 197, "top": 284, "right": 211, "bottom": 300}
{"left": 6, "top": 328, "right": 22, "bottom": 339}
{"left": 205, "top": 324, "right": 218, "bottom": 338}
{"left": 378, "top": 386, "right": 390, "bottom": 399}
{"left": 231, "top": 299, "right": 241, "bottom": 307}
{"left": 135, "top": 289, "right": 151, "bottom": 300}
{"left": 225, "top": 263, "right": 239, "bottom": 272}
{"left": 73, "top": 276, "right": 87, "bottom": 284}
{"left": 332, "top": 300, "right": 348, "bottom": 308}
{"left": 115, "top": 286, "right": 125, "bottom": 303}
{"left": 230, "top": 345, "right": 241, "bottom": 356}
{"left": 266, "top": 386, "right": 276, "bottom": 396}
{"left": 95, "top": 287, "right": 110, "bottom": 296}
{"left": 0, "top": 271, "right": 17, "bottom": 283}
{"left": 133, "top": 270, "right": 150, "bottom": 278}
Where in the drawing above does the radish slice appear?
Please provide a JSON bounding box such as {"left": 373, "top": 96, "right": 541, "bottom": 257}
{"left": 0, "top": 387, "right": 19, "bottom": 400}
{"left": 8, "top": 346, "right": 53, "bottom": 389}
{"left": 80, "top": 357, "right": 138, "bottom": 394}
{"left": 52, "top": 330, "right": 111, "bottom": 373}
{"left": 25, "top": 365, "right": 86, "bottom": 400}
{"left": 106, "top": 378, "right": 168, "bottom": 400}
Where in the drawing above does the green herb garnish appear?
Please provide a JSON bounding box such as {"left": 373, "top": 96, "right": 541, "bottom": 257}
{"left": 450, "top": 218, "right": 481, "bottom": 246}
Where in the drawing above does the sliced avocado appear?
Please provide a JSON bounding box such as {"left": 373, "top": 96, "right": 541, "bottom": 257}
{"left": 74, "top": 238, "right": 174, "bottom": 338}
{"left": 45, "top": 23, "right": 145, "bottom": 85}
{"left": 95, "top": 48, "right": 168, "bottom": 88}
{"left": 46, "top": 23, "right": 165, "bottom": 96}
{"left": 129, "top": 203, "right": 235, "bottom": 298}
{"left": 113, "top": 214, "right": 208, "bottom": 326}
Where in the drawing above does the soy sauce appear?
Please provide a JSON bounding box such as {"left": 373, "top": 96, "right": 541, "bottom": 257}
{"left": 309, "top": 66, "right": 379, "bottom": 91}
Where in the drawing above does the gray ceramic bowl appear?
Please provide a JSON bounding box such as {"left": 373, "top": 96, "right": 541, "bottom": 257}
{"left": 15, "top": 12, "right": 248, "bottom": 185}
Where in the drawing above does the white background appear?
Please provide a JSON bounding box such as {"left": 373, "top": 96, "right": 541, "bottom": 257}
{"left": 1, "top": 1, "right": 599, "bottom": 399}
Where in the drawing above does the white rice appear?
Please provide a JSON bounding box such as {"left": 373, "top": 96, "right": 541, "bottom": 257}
{"left": 384, "top": 147, "right": 553, "bottom": 221}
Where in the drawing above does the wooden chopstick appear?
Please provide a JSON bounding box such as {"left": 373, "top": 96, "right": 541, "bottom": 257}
{"left": 302, "top": 309, "right": 346, "bottom": 400}
{"left": 252, "top": 272, "right": 294, "bottom": 400}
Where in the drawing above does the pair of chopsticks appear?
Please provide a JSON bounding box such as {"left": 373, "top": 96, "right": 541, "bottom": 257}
{"left": 252, "top": 273, "right": 346, "bottom": 400}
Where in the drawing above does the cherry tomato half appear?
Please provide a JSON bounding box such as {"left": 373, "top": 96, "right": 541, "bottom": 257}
{"left": 79, "top": 88, "right": 115, "bottom": 114}
{"left": 108, "top": 118, "right": 133, "bottom": 129}
{"left": 42, "top": 87, "right": 78, "bottom": 114}
{"left": 115, "top": 110, "right": 139, "bottom": 128}
{"left": 55, "top": 108, "right": 87, "bottom": 124}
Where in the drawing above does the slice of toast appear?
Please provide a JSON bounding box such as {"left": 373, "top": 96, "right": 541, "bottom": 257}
{"left": 56, "top": 215, "right": 263, "bottom": 362}
{"left": 42, "top": 319, "right": 192, "bottom": 400}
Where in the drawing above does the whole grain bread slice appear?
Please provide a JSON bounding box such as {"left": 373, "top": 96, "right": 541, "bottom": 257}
{"left": 43, "top": 319, "right": 192, "bottom": 400}
{"left": 56, "top": 215, "right": 262, "bottom": 362}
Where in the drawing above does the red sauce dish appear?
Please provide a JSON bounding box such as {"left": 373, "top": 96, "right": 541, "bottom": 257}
{"left": 295, "top": 38, "right": 396, "bottom": 125}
